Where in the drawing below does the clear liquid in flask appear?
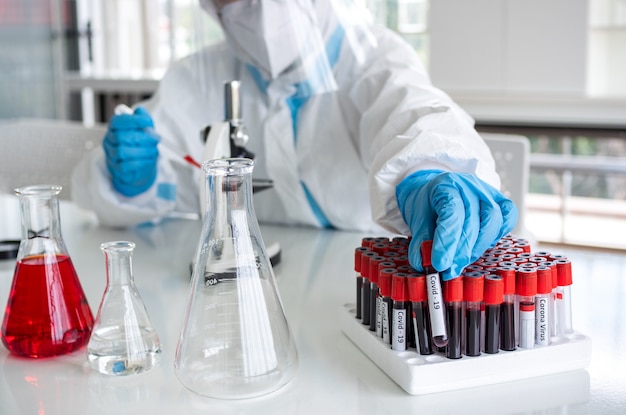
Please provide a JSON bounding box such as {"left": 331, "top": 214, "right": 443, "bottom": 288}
{"left": 87, "top": 241, "right": 161, "bottom": 376}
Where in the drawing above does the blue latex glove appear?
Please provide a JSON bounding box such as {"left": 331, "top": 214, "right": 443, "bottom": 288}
{"left": 396, "top": 169, "right": 518, "bottom": 280}
{"left": 102, "top": 106, "right": 159, "bottom": 197}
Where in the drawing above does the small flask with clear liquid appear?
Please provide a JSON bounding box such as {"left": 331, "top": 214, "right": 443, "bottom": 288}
{"left": 87, "top": 241, "right": 161, "bottom": 375}
{"left": 1, "top": 185, "right": 94, "bottom": 358}
{"left": 175, "top": 158, "right": 298, "bottom": 399}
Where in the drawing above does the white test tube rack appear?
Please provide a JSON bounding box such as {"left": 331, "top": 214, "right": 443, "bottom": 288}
{"left": 340, "top": 303, "right": 591, "bottom": 396}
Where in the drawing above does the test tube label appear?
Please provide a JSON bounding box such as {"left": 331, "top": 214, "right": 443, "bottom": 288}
{"left": 519, "top": 305, "right": 535, "bottom": 349}
{"left": 392, "top": 308, "right": 407, "bottom": 351}
{"left": 376, "top": 297, "right": 383, "bottom": 337}
{"left": 426, "top": 272, "right": 446, "bottom": 343}
{"left": 382, "top": 301, "right": 390, "bottom": 344}
{"left": 536, "top": 297, "right": 550, "bottom": 346}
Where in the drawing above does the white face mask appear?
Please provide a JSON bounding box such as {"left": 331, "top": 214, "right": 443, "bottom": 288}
{"left": 219, "top": 0, "right": 320, "bottom": 80}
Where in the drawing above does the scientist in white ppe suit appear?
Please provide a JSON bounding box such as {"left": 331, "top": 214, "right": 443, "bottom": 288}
{"left": 72, "top": 0, "right": 517, "bottom": 280}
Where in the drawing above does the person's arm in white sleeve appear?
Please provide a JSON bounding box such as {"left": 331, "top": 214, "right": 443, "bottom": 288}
{"left": 349, "top": 26, "right": 517, "bottom": 280}
{"left": 345, "top": 27, "right": 495, "bottom": 233}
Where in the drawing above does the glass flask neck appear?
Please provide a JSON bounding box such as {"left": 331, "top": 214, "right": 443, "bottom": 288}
{"left": 205, "top": 158, "right": 255, "bottom": 223}
{"left": 14, "top": 185, "right": 66, "bottom": 257}
{"left": 101, "top": 241, "right": 135, "bottom": 286}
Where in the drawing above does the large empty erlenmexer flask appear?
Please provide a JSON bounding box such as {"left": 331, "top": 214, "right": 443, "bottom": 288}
{"left": 1, "top": 185, "right": 94, "bottom": 358}
{"left": 87, "top": 241, "right": 161, "bottom": 376}
{"left": 174, "top": 158, "right": 298, "bottom": 399}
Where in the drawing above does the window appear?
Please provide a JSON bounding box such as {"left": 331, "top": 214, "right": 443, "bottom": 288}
{"left": 589, "top": 0, "right": 626, "bottom": 95}
{"left": 79, "top": 0, "right": 222, "bottom": 76}
{"left": 367, "top": 0, "right": 429, "bottom": 62}
{"left": 526, "top": 132, "right": 626, "bottom": 249}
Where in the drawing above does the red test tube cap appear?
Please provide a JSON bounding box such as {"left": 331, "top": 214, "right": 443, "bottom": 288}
{"left": 555, "top": 259, "right": 573, "bottom": 286}
{"left": 484, "top": 275, "right": 504, "bottom": 305}
{"left": 354, "top": 247, "right": 369, "bottom": 273}
{"left": 389, "top": 244, "right": 408, "bottom": 254}
{"left": 374, "top": 236, "right": 390, "bottom": 245}
{"left": 548, "top": 262, "right": 558, "bottom": 289}
{"left": 538, "top": 261, "right": 558, "bottom": 290}
{"left": 507, "top": 247, "right": 524, "bottom": 256}
{"left": 496, "top": 266, "right": 517, "bottom": 295}
{"left": 406, "top": 273, "right": 427, "bottom": 303}
{"left": 512, "top": 257, "right": 529, "bottom": 266}
{"left": 396, "top": 265, "right": 413, "bottom": 274}
{"left": 361, "top": 237, "right": 376, "bottom": 249}
{"left": 378, "top": 260, "right": 396, "bottom": 273}
{"left": 536, "top": 266, "right": 553, "bottom": 295}
{"left": 360, "top": 251, "right": 377, "bottom": 279}
{"left": 420, "top": 240, "right": 433, "bottom": 268}
{"left": 368, "top": 256, "right": 386, "bottom": 284}
{"left": 394, "top": 254, "right": 410, "bottom": 267}
{"left": 392, "top": 236, "right": 410, "bottom": 245}
{"left": 443, "top": 276, "right": 464, "bottom": 303}
{"left": 391, "top": 273, "right": 408, "bottom": 302}
{"left": 383, "top": 251, "right": 400, "bottom": 260}
{"left": 372, "top": 243, "right": 389, "bottom": 255}
{"left": 462, "top": 272, "right": 485, "bottom": 302}
{"left": 481, "top": 260, "right": 501, "bottom": 268}
{"left": 516, "top": 267, "right": 537, "bottom": 297}
{"left": 378, "top": 268, "right": 396, "bottom": 297}
{"left": 377, "top": 261, "right": 396, "bottom": 286}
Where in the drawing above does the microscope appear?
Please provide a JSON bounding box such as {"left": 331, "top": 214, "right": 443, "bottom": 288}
{"left": 199, "top": 80, "right": 281, "bottom": 266}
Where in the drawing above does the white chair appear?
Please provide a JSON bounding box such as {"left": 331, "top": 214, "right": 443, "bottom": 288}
{"left": 481, "top": 132, "right": 531, "bottom": 239}
{"left": 0, "top": 118, "right": 107, "bottom": 200}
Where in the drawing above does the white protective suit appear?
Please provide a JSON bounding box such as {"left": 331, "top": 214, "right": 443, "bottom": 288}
{"left": 72, "top": 0, "right": 499, "bottom": 234}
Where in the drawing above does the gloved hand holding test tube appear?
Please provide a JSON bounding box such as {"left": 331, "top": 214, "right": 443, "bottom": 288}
{"left": 421, "top": 240, "right": 448, "bottom": 348}
{"left": 113, "top": 104, "right": 202, "bottom": 170}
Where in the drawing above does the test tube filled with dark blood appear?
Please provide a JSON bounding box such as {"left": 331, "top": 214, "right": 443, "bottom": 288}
{"left": 378, "top": 268, "right": 396, "bottom": 345}
{"left": 375, "top": 261, "right": 396, "bottom": 337}
{"left": 483, "top": 274, "right": 504, "bottom": 354}
{"left": 391, "top": 273, "right": 409, "bottom": 351}
{"left": 360, "top": 251, "right": 377, "bottom": 326}
{"left": 496, "top": 266, "right": 517, "bottom": 351}
{"left": 421, "top": 241, "right": 448, "bottom": 348}
{"left": 368, "top": 256, "right": 387, "bottom": 332}
{"left": 463, "top": 271, "right": 485, "bottom": 357}
{"left": 406, "top": 272, "right": 433, "bottom": 355}
{"left": 354, "top": 247, "right": 369, "bottom": 319}
{"left": 444, "top": 276, "right": 464, "bottom": 359}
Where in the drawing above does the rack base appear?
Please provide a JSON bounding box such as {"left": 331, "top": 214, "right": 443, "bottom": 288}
{"left": 340, "top": 303, "right": 591, "bottom": 396}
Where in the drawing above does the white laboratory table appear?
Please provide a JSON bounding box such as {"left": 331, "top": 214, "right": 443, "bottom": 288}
{"left": 0, "top": 198, "right": 625, "bottom": 415}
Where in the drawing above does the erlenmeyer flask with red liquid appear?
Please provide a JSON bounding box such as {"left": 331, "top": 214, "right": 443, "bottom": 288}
{"left": 1, "top": 185, "right": 94, "bottom": 358}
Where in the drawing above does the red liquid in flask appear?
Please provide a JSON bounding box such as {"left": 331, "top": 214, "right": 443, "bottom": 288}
{"left": 1, "top": 254, "right": 94, "bottom": 358}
